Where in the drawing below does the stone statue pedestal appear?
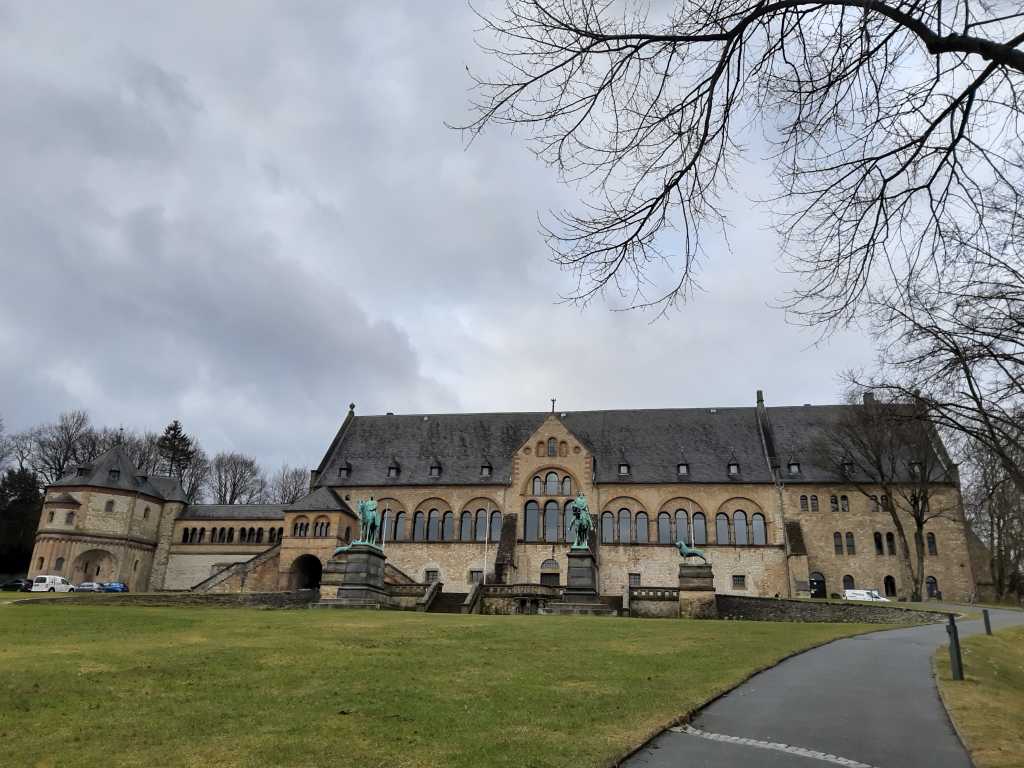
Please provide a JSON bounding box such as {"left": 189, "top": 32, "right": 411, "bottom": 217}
{"left": 539, "top": 549, "right": 615, "bottom": 616}
{"left": 678, "top": 563, "right": 718, "bottom": 619}
{"left": 318, "top": 543, "right": 390, "bottom": 609}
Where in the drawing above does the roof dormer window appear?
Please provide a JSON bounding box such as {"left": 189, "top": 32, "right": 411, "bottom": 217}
{"left": 108, "top": 469, "right": 120, "bottom": 481}
{"left": 788, "top": 462, "right": 801, "bottom": 475}
{"left": 337, "top": 462, "right": 351, "bottom": 479}
{"left": 677, "top": 462, "right": 689, "bottom": 476}
{"left": 727, "top": 462, "right": 740, "bottom": 476}
{"left": 429, "top": 462, "right": 442, "bottom": 478}
{"left": 77, "top": 466, "right": 89, "bottom": 477}
{"left": 387, "top": 459, "right": 401, "bottom": 479}
{"left": 480, "top": 463, "right": 492, "bottom": 478}
{"left": 618, "top": 463, "right": 630, "bottom": 475}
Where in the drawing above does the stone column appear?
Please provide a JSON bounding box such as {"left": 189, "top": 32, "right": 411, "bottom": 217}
{"left": 678, "top": 563, "right": 718, "bottom": 619}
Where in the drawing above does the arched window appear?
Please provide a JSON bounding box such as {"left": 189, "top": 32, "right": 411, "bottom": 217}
{"left": 547, "top": 437, "right": 557, "bottom": 457}
{"left": 532, "top": 476, "right": 543, "bottom": 496}
{"left": 269, "top": 527, "right": 277, "bottom": 544}
{"left": 809, "top": 571, "right": 826, "bottom": 598}
{"left": 800, "top": 495, "right": 809, "bottom": 512}
{"left": 37, "top": 557, "right": 43, "bottom": 570}
{"left": 846, "top": 532, "right": 856, "bottom": 555}
{"left": 240, "top": 528, "right": 248, "bottom": 543}
{"left": 65, "top": 511, "right": 75, "bottom": 525}
{"left": 459, "top": 511, "right": 473, "bottom": 540}
{"left": 676, "top": 510, "right": 689, "bottom": 544}
{"left": 883, "top": 575, "right": 897, "bottom": 596}
{"left": 256, "top": 528, "right": 263, "bottom": 544}
{"left": 182, "top": 529, "right": 189, "bottom": 543}
{"left": 618, "top": 509, "right": 631, "bottom": 544}
{"left": 842, "top": 575, "right": 855, "bottom": 590}
{"left": 601, "top": 512, "right": 614, "bottom": 543}
{"left": 441, "top": 512, "right": 454, "bottom": 541}
{"left": 393, "top": 512, "right": 406, "bottom": 541}
{"left": 926, "top": 576, "right": 939, "bottom": 598}
{"left": 716, "top": 513, "right": 730, "bottom": 545}
{"left": 344, "top": 525, "right": 351, "bottom": 542}
{"left": 143, "top": 506, "right": 150, "bottom": 520}
{"left": 810, "top": 495, "right": 819, "bottom": 512}
{"left": 564, "top": 501, "right": 574, "bottom": 541}
{"left": 885, "top": 532, "right": 896, "bottom": 555}
{"left": 427, "top": 510, "right": 440, "bottom": 541}
{"left": 692, "top": 512, "right": 707, "bottom": 545}
{"left": 55, "top": 557, "right": 64, "bottom": 571}
{"left": 657, "top": 513, "right": 672, "bottom": 544}
{"left": 278, "top": 527, "right": 283, "bottom": 541}
{"left": 545, "top": 472, "right": 559, "bottom": 496}
{"left": 840, "top": 495, "right": 850, "bottom": 513}
{"left": 524, "top": 501, "right": 540, "bottom": 541}
{"left": 830, "top": 495, "right": 839, "bottom": 513}
{"left": 874, "top": 532, "right": 884, "bottom": 555}
{"left": 413, "top": 512, "right": 426, "bottom": 541}
{"left": 561, "top": 476, "right": 572, "bottom": 496}
{"left": 733, "top": 511, "right": 748, "bottom": 545}
{"left": 48, "top": 510, "right": 54, "bottom": 523}
{"left": 834, "top": 531, "right": 844, "bottom": 554}
{"left": 751, "top": 513, "right": 766, "bottom": 545}
{"left": 635, "top": 512, "right": 649, "bottom": 543}
{"left": 490, "top": 511, "right": 502, "bottom": 542}
{"left": 198, "top": 528, "right": 205, "bottom": 543}
{"left": 544, "top": 501, "right": 560, "bottom": 541}
{"left": 105, "top": 500, "right": 114, "bottom": 512}
{"left": 227, "top": 528, "right": 235, "bottom": 543}
{"left": 926, "top": 532, "right": 938, "bottom": 556}
{"left": 475, "top": 509, "right": 488, "bottom": 542}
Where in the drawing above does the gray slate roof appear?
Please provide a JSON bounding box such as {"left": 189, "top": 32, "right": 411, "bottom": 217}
{"left": 316, "top": 404, "right": 956, "bottom": 487}
{"left": 287, "top": 486, "right": 353, "bottom": 514}
{"left": 179, "top": 504, "right": 287, "bottom": 521}
{"left": 51, "top": 445, "right": 188, "bottom": 501}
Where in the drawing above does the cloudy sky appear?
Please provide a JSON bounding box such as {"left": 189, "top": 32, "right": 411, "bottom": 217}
{"left": 0, "top": 2, "right": 876, "bottom": 469}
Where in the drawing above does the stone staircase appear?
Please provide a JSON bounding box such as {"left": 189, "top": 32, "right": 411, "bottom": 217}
{"left": 427, "top": 590, "right": 468, "bottom": 613}
{"left": 190, "top": 543, "right": 281, "bottom": 593}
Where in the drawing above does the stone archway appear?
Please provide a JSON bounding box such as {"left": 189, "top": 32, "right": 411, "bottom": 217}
{"left": 290, "top": 554, "right": 323, "bottom": 591}
{"left": 73, "top": 549, "right": 117, "bottom": 583}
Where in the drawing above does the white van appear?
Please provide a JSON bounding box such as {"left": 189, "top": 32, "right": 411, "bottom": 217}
{"left": 30, "top": 575, "right": 75, "bottom": 593}
{"left": 844, "top": 589, "right": 889, "bottom": 602}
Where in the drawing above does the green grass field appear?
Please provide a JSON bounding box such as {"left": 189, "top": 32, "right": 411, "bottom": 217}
{"left": 0, "top": 603, "right": 873, "bottom": 768}
{"left": 936, "top": 626, "right": 1024, "bottom": 768}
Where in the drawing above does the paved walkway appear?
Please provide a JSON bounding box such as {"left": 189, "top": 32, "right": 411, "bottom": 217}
{"left": 625, "top": 606, "right": 1024, "bottom": 768}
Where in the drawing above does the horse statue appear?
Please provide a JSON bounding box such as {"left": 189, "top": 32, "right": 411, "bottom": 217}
{"left": 674, "top": 540, "right": 707, "bottom": 563}
{"left": 568, "top": 493, "right": 594, "bottom": 549}
{"left": 356, "top": 497, "right": 380, "bottom": 546}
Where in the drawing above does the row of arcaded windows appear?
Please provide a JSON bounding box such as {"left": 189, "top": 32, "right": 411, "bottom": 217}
{"left": 291, "top": 516, "right": 335, "bottom": 538}
{"left": 530, "top": 472, "right": 574, "bottom": 497}
{"left": 389, "top": 509, "right": 502, "bottom": 543}
{"left": 182, "top": 526, "right": 285, "bottom": 544}
{"left": 869, "top": 530, "right": 938, "bottom": 556}
{"left": 589, "top": 509, "right": 768, "bottom": 546}
{"left": 800, "top": 494, "right": 856, "bottom": 513}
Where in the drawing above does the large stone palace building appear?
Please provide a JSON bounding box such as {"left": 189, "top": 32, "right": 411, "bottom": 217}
{"left": 27, "top": 393, "right": 984, "bottom": 602}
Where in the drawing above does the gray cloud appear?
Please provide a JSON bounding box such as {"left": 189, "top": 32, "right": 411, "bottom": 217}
{"left": 0, "top": 2, "right": 875, "bottom": 469}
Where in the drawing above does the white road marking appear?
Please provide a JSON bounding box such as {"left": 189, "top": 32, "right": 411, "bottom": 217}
{"left": 668, "top": 725, "right": 878, "bottom": 768}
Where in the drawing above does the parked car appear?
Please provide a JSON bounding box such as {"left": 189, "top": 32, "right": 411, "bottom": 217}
{"left": 101, "top": 582, "right": 129, "bottom": 593}
{"left": 30, "top": 575, "right": 75, "bottom": 592}
{"left": 844, "top": 589, "right": 889, "bottom": 602}
{"left": 1, "top": 578, "right": 32, "bottom": 592}
{"left": 75, "top": 582, "right": 104, "bottom": 592}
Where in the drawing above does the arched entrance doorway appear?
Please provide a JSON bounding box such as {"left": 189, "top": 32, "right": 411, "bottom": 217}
{"left": 73, "top": 549, "right": 117, "bottom": 583}
{"left": 926, "top": 576, "right": 939, "bottom": 599}
{"left": 809, "top": 571, "right": 827, "bottom": 599}
{"left": 290, "top": 554, "right": 322, "bottom": 590}
{"left": 883, "top": 575, "right": 897, "bottom": 597}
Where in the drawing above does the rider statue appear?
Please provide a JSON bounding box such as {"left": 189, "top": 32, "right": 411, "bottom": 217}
{"left": 568, "top": 493, "right": 594, "bottom": 550}
{"left": 335, "top": 496, "right": 381, "bottom": 555}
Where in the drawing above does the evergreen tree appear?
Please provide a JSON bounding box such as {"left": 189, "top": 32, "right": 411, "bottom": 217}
{"left": 0, "top": 468, "right": 42, "bottom": 575}
{"left": 157, "top": 420, "right": 196, "bottom": 478}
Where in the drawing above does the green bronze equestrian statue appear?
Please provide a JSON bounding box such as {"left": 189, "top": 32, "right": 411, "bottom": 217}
{"left": 568, "top": 493, "right": 594, "bottom": 549}
{"left": 674, "top": 540, "right": 707, "bottom": 563}
{"left": 356, "top": 497, "right": 381, "bottom": 545}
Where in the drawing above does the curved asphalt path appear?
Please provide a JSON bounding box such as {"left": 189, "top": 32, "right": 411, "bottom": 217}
{"left": 625, "top": 605, "right": 1024, "bottom": 768}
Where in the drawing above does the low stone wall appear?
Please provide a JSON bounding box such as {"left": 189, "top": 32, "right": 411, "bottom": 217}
{"left": 715, "top": 595, "right": 949, "bottom": 624}
{"left": 16, "top": 592, "right": 317, "bottom": 609}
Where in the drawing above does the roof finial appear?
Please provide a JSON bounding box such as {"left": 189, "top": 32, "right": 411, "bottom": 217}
{"left": 551, "top": 397, "right": 556, "bottom": 414}
{"left": 349, "top": 402, "right": 355, "bottom": 412}
{"left": 117, "top": 426, "right": 125, "bottom": 444}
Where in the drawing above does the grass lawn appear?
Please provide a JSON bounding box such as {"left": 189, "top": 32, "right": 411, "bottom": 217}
{"left": 935, "top": 626, "right": 1024, "bottom": 768}
{"left": 0, "top": 604, "right": 873, "bottom": 768}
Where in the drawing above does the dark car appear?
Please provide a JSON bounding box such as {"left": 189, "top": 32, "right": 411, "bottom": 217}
{"left": 1, "top": 578, "right": 32, "bottom": 592}
{"left": 101, "top": 581, "right": 130, "bottom": 593}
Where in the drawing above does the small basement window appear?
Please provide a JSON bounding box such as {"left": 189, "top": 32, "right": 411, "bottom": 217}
{"left": 732, "top": 575, "right": 747, "bottom": 590}
{"left": 424, "top": 569, "right": 439, "bottom": 584}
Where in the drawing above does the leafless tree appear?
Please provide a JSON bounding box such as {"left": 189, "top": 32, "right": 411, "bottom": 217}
{"left": 0, "top": 416, "right": 9, "bottom": 470}
{"left": 206, "top": 452, "right": 266, "bottom": 505}
{"left": 818, "top": 392, "right": 955, "bottom": 600}
{"left": 30, "top": 410, "right": 93, "bottom": 485}
{"left": 6, "top": 432, "right": 35, "bottom": 474}
{"left": 180, "top": 447, "right": 210, "bottom": 504}
{"left": 268, "top": 464, "right": 310, "bottom": 505}
{"left": 460, "top": 0, "right": 1024, "bottom": 325}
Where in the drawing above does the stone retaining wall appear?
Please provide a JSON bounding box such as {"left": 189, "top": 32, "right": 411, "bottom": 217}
{"left": 16, "top": 592, "right": 317, "bottom": 609}
{"left": 715, "top": 594, "right": 948, "bottom": 623}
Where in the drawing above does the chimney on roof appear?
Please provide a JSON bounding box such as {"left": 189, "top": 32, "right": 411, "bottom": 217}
{"left": 756, "top": 389, "right": 764, "bottom": 406}
{"left": 863, "top": 392, "right": 876, "bottom": 405}
{"left": 386, "top": 412, "right": 394, "bottom": 416}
